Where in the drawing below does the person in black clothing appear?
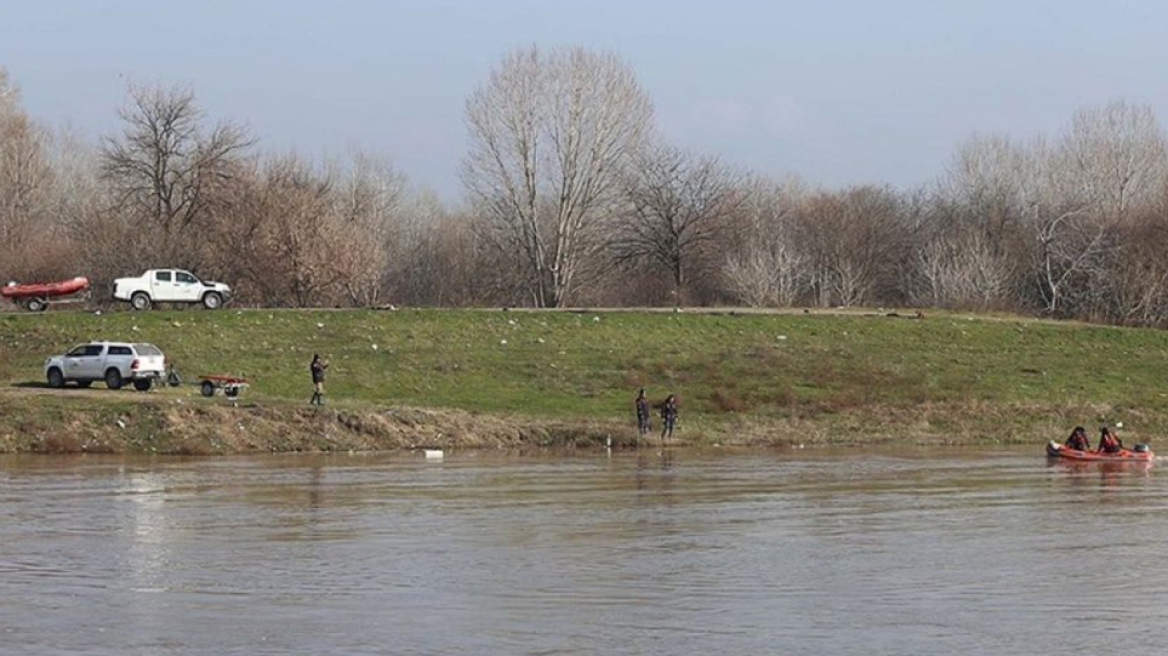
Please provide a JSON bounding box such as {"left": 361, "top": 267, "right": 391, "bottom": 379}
{"left": 1064, "top": 426, "right": 1089, "bottom": 451}
{"left": 657, "top": 394, "right": 678, "bottom": 442}
{"left": 310, "top": 353, "right": 329, "bottom": 405}
{"left": 635, "top": 389, "right": 651, "bottom": 437}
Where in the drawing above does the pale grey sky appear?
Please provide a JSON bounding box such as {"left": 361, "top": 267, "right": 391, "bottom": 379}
{"left": 3, "top": 0, "right": 1166, "bottom": 197}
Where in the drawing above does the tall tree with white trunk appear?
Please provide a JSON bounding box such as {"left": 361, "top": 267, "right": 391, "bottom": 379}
{"left": 462, "top": 46, "right": 654, "bottom": 307}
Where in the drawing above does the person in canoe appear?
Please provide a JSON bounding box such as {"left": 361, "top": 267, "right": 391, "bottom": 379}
{"left": 1064, "top": 426, "right": 1090, "bottom": 451}
{"left": 1098, "top": 426, "right": 1123, "bottom": 454}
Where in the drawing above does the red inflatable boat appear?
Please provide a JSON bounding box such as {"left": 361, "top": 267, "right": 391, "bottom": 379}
{"left": 1, "top": 276, "right": 90, "bottom": 311}
{"left": 1046, "top": 440, "right": 1154, "bottom": 462}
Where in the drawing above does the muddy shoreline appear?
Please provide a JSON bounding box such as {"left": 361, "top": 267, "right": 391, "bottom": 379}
{"left": 0, "top": 391, "right": 1105, "bottom": 455}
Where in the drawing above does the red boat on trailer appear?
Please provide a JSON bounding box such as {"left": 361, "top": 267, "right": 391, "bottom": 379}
{"left": 1, "top": 276, "right": 90, "bottom": 312}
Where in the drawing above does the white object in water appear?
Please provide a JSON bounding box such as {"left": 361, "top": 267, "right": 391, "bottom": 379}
{"left": 424, "top": 449, "right": 444, "bottom": 460}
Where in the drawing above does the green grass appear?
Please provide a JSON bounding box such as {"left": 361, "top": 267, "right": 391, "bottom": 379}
{"left": 4, "top": 307, "right": 1168, "bottom": 443}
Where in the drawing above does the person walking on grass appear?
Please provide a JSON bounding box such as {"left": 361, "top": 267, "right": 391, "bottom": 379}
{"left": 635, "top": 389, "right": 651, "bottom": 438}
{"left": 310, "top": 353, "right": 329, "bottom": 405}
{"left": 657, "top": 394, "right": 678, "bottom": 443}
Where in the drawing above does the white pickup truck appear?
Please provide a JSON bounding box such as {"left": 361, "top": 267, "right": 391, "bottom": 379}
{"left": 113, "top": 269, "right": 232, "bottom": 310}
{"left": 44, "top": 341, "right": 166, "bottom": 391}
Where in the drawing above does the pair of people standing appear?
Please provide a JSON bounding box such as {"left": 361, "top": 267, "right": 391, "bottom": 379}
{"left": 635, "top": 389, "right": 678, "bottom": 442}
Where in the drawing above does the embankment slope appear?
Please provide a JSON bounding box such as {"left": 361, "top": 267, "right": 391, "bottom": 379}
{"left": 2, "top": 308, "right": 1165, "bottom": 453}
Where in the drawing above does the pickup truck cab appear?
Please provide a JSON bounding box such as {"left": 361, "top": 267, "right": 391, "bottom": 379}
{"left": 44, "top": 341, "right": 166, "bottom": 391}
{"left": 113, "top": 269, "right": 231, "bottom": 310}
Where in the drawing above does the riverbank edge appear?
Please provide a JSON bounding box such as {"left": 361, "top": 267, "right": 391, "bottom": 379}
{"left": 0, "top": 395, "right": 1139, "bottom": 455}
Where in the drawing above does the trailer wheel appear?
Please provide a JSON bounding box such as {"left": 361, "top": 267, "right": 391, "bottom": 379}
{"left": 201, "top": 380, "right": 215, "bottom": 397}
{"left": 225, "top": 385, "right": 239, "bottom": 398}
{"left": 133, "top": 378, "right": 153, "bottom": 392}
{"left": 25, "top": 297, "right": 47, "bottom": 312}
{"left": 130, "top": 292, "right": 151, "bottom": 311}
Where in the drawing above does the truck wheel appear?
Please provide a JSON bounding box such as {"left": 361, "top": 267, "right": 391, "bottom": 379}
{"left": 201, "top": 381, "right": 215, "bottom": 397}
{"left": 202, "top": 292, "right": 223, "bottom": 310}
{"left": 105, "top": 368, "right": 124, "bottom": 390}
{"left": 47, "top": 367, "right": 64, "bottom": 389}
{"left": 131, "top": 292, "right": 151, "bottom": 311}
{"left": 25, "top": 297, "right": 47, "bottom": 312}
{"left": 133, "top": 378, "right": 153, "bottom": 392}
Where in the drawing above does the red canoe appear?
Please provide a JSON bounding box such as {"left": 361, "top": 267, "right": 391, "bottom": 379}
{"left": 1046, "top": 440, "right": 1154, "bottom": 462}
{"left": 1, "top": 276, "right": 89, "bottom": 299}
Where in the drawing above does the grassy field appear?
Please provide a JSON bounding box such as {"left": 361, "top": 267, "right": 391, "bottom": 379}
{"left": 3, "top": 306, "right": 1168, "bottom": 452}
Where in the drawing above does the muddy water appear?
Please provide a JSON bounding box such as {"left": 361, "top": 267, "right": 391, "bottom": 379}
{"left": 2, "top": 447, "right": 1167, "bottom": 655}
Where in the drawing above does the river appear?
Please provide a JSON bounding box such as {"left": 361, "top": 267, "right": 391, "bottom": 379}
{"left": 2, "top": 447, "right": 1166, "bottom": 655}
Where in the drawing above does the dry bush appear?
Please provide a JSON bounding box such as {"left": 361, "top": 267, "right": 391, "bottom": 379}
{"left": 710, "top": 389, "right": 748, "bottom": 413}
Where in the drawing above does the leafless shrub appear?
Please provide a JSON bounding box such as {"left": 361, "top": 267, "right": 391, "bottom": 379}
{"left": 797, "top": 186, "right": 910, "bottom": 307}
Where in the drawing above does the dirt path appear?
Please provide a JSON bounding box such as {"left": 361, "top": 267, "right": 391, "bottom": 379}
{"left": 2, "top": 383, "right": 181, "bottom": 403}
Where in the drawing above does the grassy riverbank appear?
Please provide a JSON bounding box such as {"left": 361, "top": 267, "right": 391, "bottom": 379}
{"left": 2, "top": 307, "right": 1167, "bottom": 453}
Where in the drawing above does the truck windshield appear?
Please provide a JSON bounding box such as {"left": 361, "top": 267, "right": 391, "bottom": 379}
{"left": 134, "top": 344, "right": 163, "bottom": 356}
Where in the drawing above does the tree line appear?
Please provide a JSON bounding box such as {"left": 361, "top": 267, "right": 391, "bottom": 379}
{"left": 4, "top": 48, "right": 1168, "bottom": 326}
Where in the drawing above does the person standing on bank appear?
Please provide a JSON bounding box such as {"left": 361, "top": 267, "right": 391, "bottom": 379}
{"left": 657, "top": 394, "right": 678, "bottom": 443}
{"left": 310, "top": 353, "right": 329, "bottom": 405}
{"left": 635, "top": 389, "right": 651, "bottom": 438}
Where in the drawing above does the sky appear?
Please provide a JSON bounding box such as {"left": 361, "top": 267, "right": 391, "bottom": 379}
{"left": 3, "top": 0, "right": 1167, "bottom": 199}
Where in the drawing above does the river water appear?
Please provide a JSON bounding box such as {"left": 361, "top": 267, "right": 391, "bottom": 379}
{"left": 2, "top": 447, "right": 1167, "bottom": 656}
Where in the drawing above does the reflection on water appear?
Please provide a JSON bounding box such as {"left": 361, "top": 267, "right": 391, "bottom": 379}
{"left": 2, "top": 447, "right": 1167, "bottom": 655}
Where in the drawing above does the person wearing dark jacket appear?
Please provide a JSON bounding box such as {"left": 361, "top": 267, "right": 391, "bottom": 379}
{"left": 1064, "top": 426, "right": 1090, "bottom": 451}
{"left": 657, "top": 394, "right": 678, "bottom": 442}
{"left": 1098, "top": 426, "right": 1122, "bottom": 454}
{"left": 310, "top": 353, "right": 329, "bottom": 405}
{"left": 635, "top": 389, "right": 651, "bottom": 437}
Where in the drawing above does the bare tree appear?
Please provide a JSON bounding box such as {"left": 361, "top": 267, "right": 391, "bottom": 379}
{"left": 0, "top": 68, "right": 70, "bottom": 282}
{"left": 798, "top": 186, "right": 909, "bottom": 307}
{"left": 611, "top": 142, "right": 740, "bottom": 303}
{"left": 329, "top": 150, "right": 406, "bottom": 306}
{"left": 1106, "top": 202, "right": 1168, "bottom": 325}
{"left": 913, "top": 229, "right": 1011, "bottom": 309}
{"left": 1032, "top": 203, "right": 1107, "bottom": 314}
{"left": 942, "top": 134, "right": 1034, "bottom": 257}
{"left": 723, "top": 244, "right": 805, "bottom": 307}
{"left": 462, "top": 46, "right": 653, "bottom": 307}
{"left": 721, "top": 176, "right": 807, "bottom": 307}
{"left": 218, "top": 154, "right": 353, "bottom": 307}
{"left": 382, "top": 188, "right": 500, "bottom": 306}
{"left": 939, "top": 129, "right": 1117, "bottom": 315}
{"left": 1059, "top": 101, "right": 1167, "bottom": 220}
{"left": 100, "top": 83, "right": 252, "bottom": 262}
